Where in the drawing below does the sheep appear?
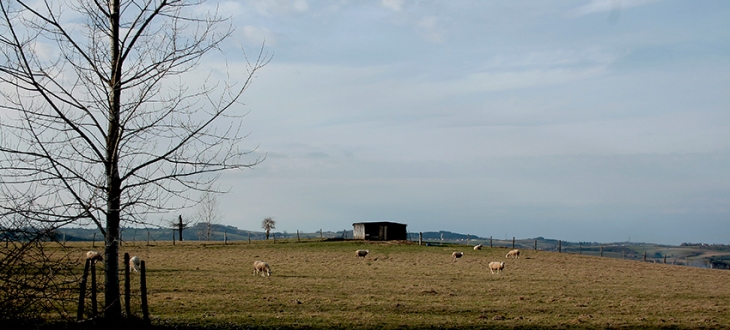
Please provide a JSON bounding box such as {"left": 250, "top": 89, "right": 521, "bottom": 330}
{"left": 452, "top": 251, "right": 464, "bottom": 261}
{"left": 252, "top": 260, "right": 272, "bottom": 277}
{"left": 506, "top": 249, "right": 520, "bottom": 259}
{"left": 86, "top": 251, "right": 103, "bottom": 263}
{"left": 473, "top": 244, "right": 483, "bottom": 250}
{"left": 356, "top": 249, "right": 369, "bottom": 258}
{"left": 489, "top": 261, "right": 505, "bottom": 274}
{"left": 129, "top": 256, "right": 141, "bottom": 272}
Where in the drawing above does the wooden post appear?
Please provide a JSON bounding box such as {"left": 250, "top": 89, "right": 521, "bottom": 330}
{"left": 320, "top": 229, "right": 323, "bottom": 239}
{"left": 147, "top": 230, "right": 151, "bottom": 246}
{"left": 534, "top": 240, "right": 537, "bottom": 250}
{"left": 579, "top": 242, "right": 582, "bottom": 255}
{"left": 140, "top": 260, "right": 150, "bottom": 323}
{"left": 600, "top": 246, "right": 603, "bottom": 257}
{"left": 664, "top": 255, "right": 667, "bottom": 264}
{"left": 644, "top": 251, "right": 647, "bottom": 262}
{"left": 124, "top": 253, "right": 131, "bottom": 318}
{"left": 77, "top": 259, "right": 91, "bottom": 321}
{"left": 92, "top": 233, "right": 96, "bottom": 248}
{"left": 297, "top": 230, "right": 300, "bottom": 242}
{"left": 172, "top": 229, "right": 175, "bottom": 245}
{"left": 490, "top": 236, "right": 493, "bottom": 248}
{"left": 467, "top": 234, "right": 470, "bottom": 244}
{"left": 623, "top": 249, "right": 626, "bottom": 259}
{"left": 224, "top": 231, "right": 228, "bottom": 245}
{"left": 248, "top": 232, "right": 251, "bottom": 244}
{"left": 512, "top": 237, "right": 515, "bottom": 249}
{"left": 90, "top": 261, "right": 97, "bottom": 316}
{"left": 558, "top": 240, "right": 561, "bottom": 253}
{"left": 419, "top": 232, "right": 423, "bottom": 246}
{"left": 273, "top": 233, "right": 276, "bottom": 243}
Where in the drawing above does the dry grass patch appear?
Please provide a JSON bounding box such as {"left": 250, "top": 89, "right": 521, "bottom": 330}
{"left": 59, "top": 240, "right": 730, "bottom": 329}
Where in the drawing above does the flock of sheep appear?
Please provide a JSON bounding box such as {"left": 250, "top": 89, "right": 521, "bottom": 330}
{"left": 85, "top": 250, "right": 141, "bottom": 272}
{"left": 248, "top": 245, "right": 521, "bottom": 278}
{"left": 85, "top": 244, "right": 521, "bottom": 279}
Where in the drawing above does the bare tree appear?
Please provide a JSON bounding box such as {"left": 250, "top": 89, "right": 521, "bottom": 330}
{"left": 262, "top": 217, "right": 276, "bottom": 240}
{"left": 0, "top": 0, "right": 268, "bottom": 320}
{"left": 168, "top": 214, "right": 192, "bottom": 242}
{"left": 194, "top": 188, "right": 221, "bottom": 241}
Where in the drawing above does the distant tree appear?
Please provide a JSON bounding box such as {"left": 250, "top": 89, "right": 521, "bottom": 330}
{"left": 194, "top": 188, "right": 221, "bottom": 241}
{"left": 262, "top": 217, "right": 276, "bottom": 240}
{"left": 168, "top": 215, "right": 192, "bottom": 242}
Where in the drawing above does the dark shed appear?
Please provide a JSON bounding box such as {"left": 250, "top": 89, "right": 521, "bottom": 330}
{"left": 352, "top": 222, "right": 408, "bottom": 241}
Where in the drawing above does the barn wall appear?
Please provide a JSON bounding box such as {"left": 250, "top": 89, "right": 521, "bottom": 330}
{"left": 353, "top": 224, "right": 366, "bottom": 240}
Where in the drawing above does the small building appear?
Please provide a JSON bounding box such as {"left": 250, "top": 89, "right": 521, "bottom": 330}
{"left": 352, "top": 221, "right": 407, "bottom": 241}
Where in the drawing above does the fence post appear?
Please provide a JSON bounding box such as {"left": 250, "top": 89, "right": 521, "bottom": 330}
{"left": 579, "top": 242, "right": 582, "bottom": 255}
{"left": 490, "top": 236, "right": 493, "bottom": 248}
{"left": 644, "top": 251, "right": 647, "bottom": 262}
{"left": 140, "top": 260, "right": 150, "bottom": 324}
{"left": 90, "top": 261, "right": 97, "bottom": 316}
{"left": 664, "top": 255, "right": 667, "bottom": 264}
{"left": 320, "top": 229, "right": 323, "bottom": 239}
{"left": 534, "top": 240, "right": 537, "bottom": 250}
{"left": 224, "top": 231, "right": 228, "bottom": 245}
{"left": 297, "top": 230, "right": 300, "bottom": 242}
{"left": 512, "top": 237, "right": 515, "bottom": 249}
{"left": 249, "top": 232, "right": 251, "bottom": 244}
{"left": 558, "top": 240, "right": 562, "bottom": 253}
{"left": 92, "top": 233, "right": 96, "bottom": 248}
{"left": 600, "top": 246, "right": 603, "bottom": 257}
{"left": 147, "top": 231, "right": 151, "bottom": 246}
{"left": 172, "top": 229, "right": 175, "bottom": 245}
{"left": 419, "top": 232, "right": 423, "bottom": 246}
{"left": 273, "top": 233, "right": 276, "bottom": 243}
{"left": 77, "top": 259, "right": 91, "bottom": 321}
{"left": 124, "top": 253, "right": 131, "bottom": 318}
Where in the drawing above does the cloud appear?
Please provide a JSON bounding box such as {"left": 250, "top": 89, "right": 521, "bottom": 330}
{"left": 380, "top": 0, "right": 405, "bottom": 12}
{"left": 417, "top": 16, "right": 447, "bottom": 43}
{"left": 247, "top": 0, "right": 310, "bottom": 16}
{"left": 569, "top": 0, "right": 660, "bottom": 17}
{"left": 241, "top": 26, "right": 277, "bottom": 46}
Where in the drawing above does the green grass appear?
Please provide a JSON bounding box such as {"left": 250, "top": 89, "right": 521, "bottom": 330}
{"left": 59, "top": 239, "right": 730, "bottom": 329}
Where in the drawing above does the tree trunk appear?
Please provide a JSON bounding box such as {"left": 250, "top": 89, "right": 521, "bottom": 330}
{"left": 104, "top": 0, "right": 123, "bottom": 320}
{"left": 178, "top": 215, "right": 184, "bottom": 241}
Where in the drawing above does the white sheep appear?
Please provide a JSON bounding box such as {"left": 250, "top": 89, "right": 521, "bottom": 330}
{"left": 129, "top": 256, "right": 141, "bottom": 272}
{"left": 473, "top": 244, "right": 483, "bottom": 250}
{"left": 253, "top": 260, "right": 272, "bottom": 277}
{"left": 86, "top": 251, "right": 103, "bottom": 263}
{"left": 356, "top": 249, "right": 369, "bottom": 258}
{"left": 489, "top": 261, "right": 505, "bottom": 274}
{"left": 506, "top": 249, "right": 520, "bottom": 259}
{"left": 452, "top": 251, "right": 464, "bottom": 261}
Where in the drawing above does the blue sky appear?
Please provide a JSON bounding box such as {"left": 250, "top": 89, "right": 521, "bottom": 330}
{"left": 197, "top": 0, "right": 729, "bottom": 245}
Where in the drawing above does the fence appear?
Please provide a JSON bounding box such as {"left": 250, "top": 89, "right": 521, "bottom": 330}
{"left": 77, "top": 253, "right": 149, "bottom": 322}
{"left": 408, "top": 233, "right": 729, "bottom": 270}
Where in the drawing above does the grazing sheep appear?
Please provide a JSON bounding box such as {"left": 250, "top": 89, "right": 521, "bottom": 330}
{"left": 452, "top": 251, "right": 464, "bottom": 261}
{"left": 506, "top": 249, "right": 520, "bottom": 259}
{"left": 489, "top": 261, "right": 505, "bottom": 274}
{"left": 129, "top": 256, "right": 141, "bottom": 272}
{"left": 253, "top": 260, "right": 272, "bottom": 277}
{"left": 473, "top": 244, "right": 483, "bottom": 250}
{"left": 356, "top": 249, "right": 369, "bottom": 258}
{"left": 86, "top": 251, "right": 103, "bottom": 263}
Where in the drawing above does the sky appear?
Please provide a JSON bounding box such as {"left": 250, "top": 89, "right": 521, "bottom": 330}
{"left": 195, "top": 0, "right": 729, "bottom": 245}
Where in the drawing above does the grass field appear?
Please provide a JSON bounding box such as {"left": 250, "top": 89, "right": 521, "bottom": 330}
{"left": 65, "top": 239, "right": 730, "bottom": 329}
